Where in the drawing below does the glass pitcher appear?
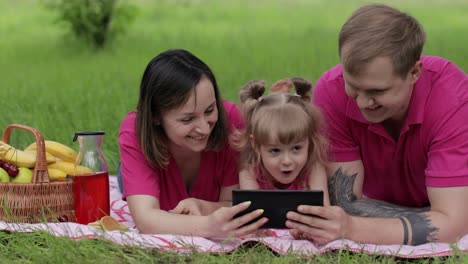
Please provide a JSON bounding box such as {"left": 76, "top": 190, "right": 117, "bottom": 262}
{"left": 72, "top": 131, "right": 110, "bottom": 224}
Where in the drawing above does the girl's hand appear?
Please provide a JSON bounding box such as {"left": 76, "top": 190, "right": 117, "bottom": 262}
{"left": 205, "top": 201, "right": 268, "bottom": 238}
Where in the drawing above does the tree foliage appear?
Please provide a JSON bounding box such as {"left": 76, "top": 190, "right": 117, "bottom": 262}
{"left": 45, "top": 0, "right": 137, "bottom": 48}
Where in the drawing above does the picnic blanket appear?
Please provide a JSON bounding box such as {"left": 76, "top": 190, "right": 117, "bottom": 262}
{"left": 0, "top": 176, "right": 467, "bottom": 258}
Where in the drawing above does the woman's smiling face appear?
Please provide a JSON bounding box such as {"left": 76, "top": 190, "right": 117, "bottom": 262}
{"left": 162, "top": 76, "right": 218, "bottom": 154}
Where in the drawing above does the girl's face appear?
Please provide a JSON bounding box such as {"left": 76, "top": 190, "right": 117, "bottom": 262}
{"left": 258, "top": 138, "right": 309, "bottom": 186}
{"left": 162, "top": 77, "right": 218, "bottom": 154}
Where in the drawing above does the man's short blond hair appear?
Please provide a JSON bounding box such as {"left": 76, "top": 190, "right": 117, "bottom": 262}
{"left": 339, "top": 4, "right": 426, "bottom": 78}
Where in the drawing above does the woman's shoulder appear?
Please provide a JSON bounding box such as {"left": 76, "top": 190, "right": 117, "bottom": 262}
{"left": 222, "top": 99, "right": 239, "bottom": 114}
{"left": 221, "top": 99, "right": 244, "bottom": 130}
{"left": 119, "top": 111, "right": 138, "bottom": 133}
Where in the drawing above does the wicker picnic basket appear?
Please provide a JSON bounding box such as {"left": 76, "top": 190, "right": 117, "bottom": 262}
{"left": 0, "top": 124, "right": 74, "bottom": 223}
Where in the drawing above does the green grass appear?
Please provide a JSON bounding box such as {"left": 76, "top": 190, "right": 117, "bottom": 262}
{"left": 0, "top": 231, "right": 465, "bottom": 264}
{"left": 0, "top": 0, "right": 467, "bottom": 262}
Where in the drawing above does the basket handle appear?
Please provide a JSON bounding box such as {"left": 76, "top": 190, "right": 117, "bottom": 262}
{"left": 2, "top": 124, "right": 49, "bottom": 184}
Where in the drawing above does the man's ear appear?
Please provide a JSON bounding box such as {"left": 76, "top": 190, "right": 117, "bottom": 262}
{"left": 409, "top": 60, "right": 423, "bottom": 84}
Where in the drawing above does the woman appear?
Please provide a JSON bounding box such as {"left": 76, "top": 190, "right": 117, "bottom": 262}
{"left": 118, "top": 49, "right": 267, "bottom": 237}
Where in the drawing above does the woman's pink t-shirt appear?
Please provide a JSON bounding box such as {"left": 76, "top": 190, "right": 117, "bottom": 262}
{"left": 118, "top": 100, "right": 243, "bottom": 211}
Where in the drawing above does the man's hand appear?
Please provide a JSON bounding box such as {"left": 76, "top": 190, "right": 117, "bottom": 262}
{"left": 286, "top": 205, "right": 352, "bottom": 245}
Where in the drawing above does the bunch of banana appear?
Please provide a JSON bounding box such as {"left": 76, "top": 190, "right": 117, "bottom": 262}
{"left": 26, "top": 141, "right": 94, "bottom": 181}
{"left": 48, "top": 161, "right": 93, "bottom": 177}
{"left": 1, "top": 140, "right": 94, "bottom": 183}
{"left": 25, "top": 141, "right": 77, "bottom": 163}
{"left": 47, "top": 168, "right": 67, "bottom": 182}
{"left": 0, "top": 141, "right": 55, "bottom": 168}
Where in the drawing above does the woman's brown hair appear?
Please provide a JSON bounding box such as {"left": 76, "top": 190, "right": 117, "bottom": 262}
{"left": 136, "top": 49, "right": 228, "bottom": 169}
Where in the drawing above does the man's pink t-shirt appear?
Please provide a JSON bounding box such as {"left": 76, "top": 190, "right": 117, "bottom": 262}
{"left": 313, "top": 56, "right": 468, "bottom": 207}
{"left": 118, "top": 100, "right": 243, "bottom": 211}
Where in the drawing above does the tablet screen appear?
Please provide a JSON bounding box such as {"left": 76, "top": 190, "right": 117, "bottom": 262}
{"left": 232, "top": 190, "right": 324, "bottom": 229}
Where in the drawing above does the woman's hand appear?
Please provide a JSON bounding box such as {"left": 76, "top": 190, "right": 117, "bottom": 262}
{"left": 204, "top": 201, "right": 269, "bottom": 238}
{"left": 172, "top": 198, "right": 219, "bottom": 216}
{"left": 285, "top": 205, "right": 352, "bottom": 245}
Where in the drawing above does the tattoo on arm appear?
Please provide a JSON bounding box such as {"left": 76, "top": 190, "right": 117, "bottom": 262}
{"left": 328, "top": 168, "right": 439, "bottom": 245}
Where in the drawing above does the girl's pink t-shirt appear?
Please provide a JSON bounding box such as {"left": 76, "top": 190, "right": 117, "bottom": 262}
{"left": 118, "top": 100, "right": 243, "bottom": 211}
{"left": 256, "top": 168, "right": 309, "bottom": 190}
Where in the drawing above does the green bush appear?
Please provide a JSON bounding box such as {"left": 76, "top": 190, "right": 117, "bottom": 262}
{"left": 45, "top": 0, "right": 137, "bottom": 48}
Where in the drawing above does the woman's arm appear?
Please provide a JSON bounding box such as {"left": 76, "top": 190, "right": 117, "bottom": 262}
{"left": 127, "top": 194, "right": 268, "bottom": 237}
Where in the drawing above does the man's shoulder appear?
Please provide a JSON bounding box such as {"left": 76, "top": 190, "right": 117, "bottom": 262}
{"left": 320, "top": 64, "right": 344, "bottom": 82}
{"left": 419, "top": 56, "right": 468, "bottom": 129}
{"left": 420, "top": 55, "right": 468, "bottom": 105}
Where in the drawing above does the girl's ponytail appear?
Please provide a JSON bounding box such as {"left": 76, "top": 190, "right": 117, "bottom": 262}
{"left": 291, "top": 77, "right": 313, "bottom": 102}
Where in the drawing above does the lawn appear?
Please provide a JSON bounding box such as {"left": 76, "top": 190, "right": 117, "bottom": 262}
{"left": 0, "top": 0, "right": 467, "bottom": 262}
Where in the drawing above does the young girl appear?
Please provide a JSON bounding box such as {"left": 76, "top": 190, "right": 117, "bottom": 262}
{"left": 234, "top": 78, "right": 330, "bottom": 205}
{"left": 118, "top": 49, "right": 267, "bottom": 237}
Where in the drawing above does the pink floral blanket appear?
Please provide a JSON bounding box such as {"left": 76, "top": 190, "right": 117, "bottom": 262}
{"left": 0, "top": 176, "right": 466, "bottom": 258}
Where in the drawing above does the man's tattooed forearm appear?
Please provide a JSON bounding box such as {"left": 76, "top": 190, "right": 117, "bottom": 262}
{"left": 328, "top": 168, "right": 439, "bottom": 245}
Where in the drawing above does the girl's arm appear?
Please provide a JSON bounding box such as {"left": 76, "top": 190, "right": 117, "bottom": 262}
{"left": 308, "top": 162, "right": 330, "bottom": 206}
{"left": 239, "top": 167, "right": 260, "bottom": 189}
{"left": 127, "top": 194, "right": 267, "bottom": 237}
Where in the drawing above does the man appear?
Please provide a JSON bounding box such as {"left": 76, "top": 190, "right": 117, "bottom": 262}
{"left": 285, "top": 3, "right": 468, "bottom": 245}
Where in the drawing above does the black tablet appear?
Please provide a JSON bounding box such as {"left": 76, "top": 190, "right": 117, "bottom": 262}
{"left": 232, "top": 189, "right": 324, "bottom": 229}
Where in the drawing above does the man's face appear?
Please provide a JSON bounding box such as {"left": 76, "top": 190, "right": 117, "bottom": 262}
{"left": 343, "top": 56, "right": 421, "bottom": 124}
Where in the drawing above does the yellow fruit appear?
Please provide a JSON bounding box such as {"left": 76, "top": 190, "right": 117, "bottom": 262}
{"left": 47, "top": 161, "right": 93, "bottom": 176}
{"left": 25, "top": 140, "right": 77, "bottom": 163}
{"left": 100, "top": 216, "right": 129, "bottom": 232}
{"left": 24, "top": 150, "right": 57, "bottom": 164}
{"left": 87, "top": 220, "right": 102, "bottom": 229}
{"left": 0, "top": 141, "right": 37, "bottom": 168}
{"left": 47, "top": 168, "right": 67, "bottom": 181}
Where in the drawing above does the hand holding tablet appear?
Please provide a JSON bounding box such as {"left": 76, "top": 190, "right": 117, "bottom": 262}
{"left": 232, "top": 190, "right": 324, "bottom": 229}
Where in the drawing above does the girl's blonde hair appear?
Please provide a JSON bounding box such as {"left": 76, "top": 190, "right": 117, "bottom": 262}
{"left": 234, "top": 78, "right": 328, "bottom": 183}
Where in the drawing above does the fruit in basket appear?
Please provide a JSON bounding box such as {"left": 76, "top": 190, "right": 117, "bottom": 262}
{"left": 48, "top": 161, "right": 93, "bottom": 176}
{"left": 0, "top": 141, "right": 40, "bottom": 168}
{"left": 24, "top": 150, "right": 57, "bottom": 163}
{"left": 24, "top": 140, "right": 78, "bottom": 163}
{"left": 0, "top": 160, "right": 19, "bottom": 176}
{"left": 0, "top": 167, "right": 10, "bottom": 183}
{"left": 11, "top": 167, "right": 33, "bottom": 183}
{"left": 47, "top": 168, "right": 67, "bottom": 181}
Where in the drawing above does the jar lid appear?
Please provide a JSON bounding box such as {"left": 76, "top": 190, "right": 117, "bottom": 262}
{"left": 73, "top": 131, "right": 105, "bottom": 141}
